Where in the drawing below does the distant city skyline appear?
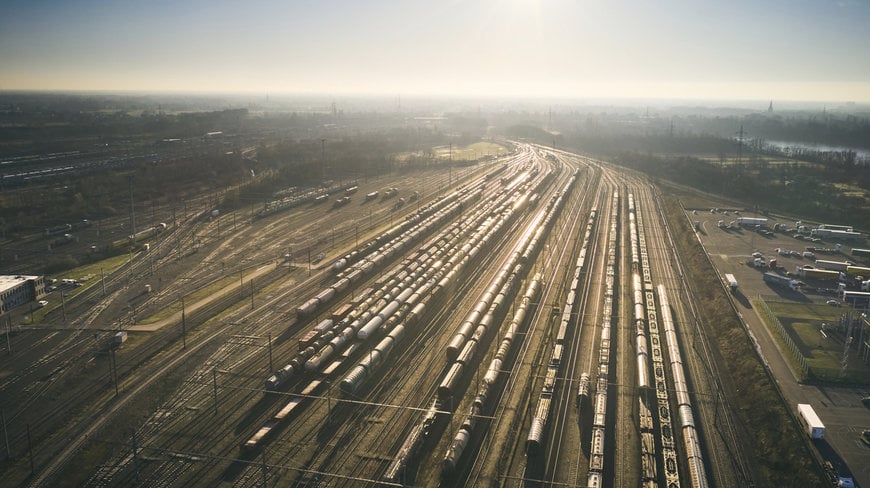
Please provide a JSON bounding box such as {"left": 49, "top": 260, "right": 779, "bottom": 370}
{"left": 2, "top": 0, "right": 869, "bottom": 102}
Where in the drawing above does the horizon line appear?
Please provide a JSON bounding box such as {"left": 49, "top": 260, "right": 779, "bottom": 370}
{"left": 2, "top": 88, "right": 869, "bottom": 107}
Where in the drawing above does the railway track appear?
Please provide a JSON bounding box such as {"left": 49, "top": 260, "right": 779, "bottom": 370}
{"left": 70, "top": 151, "right": 540, "bottom": 486}
{"left": 13, "top": 168, "right": 476, "bottom": 484}
{"left": 641, "top": 185, "right": 751, "bottom": 487}
{"left": 3, "top": 145, "right": 763, "bottom": 488}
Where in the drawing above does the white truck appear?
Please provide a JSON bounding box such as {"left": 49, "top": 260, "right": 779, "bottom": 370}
{"left": 797, "top": 404, "right": 825, "bottom": 440}
{"left": 725, "top": 273, "right": 738, "bottom": 292}
{"left": 736, "top": 217, "right": 768, "bottom": 227}
{"left": 815, "top": 260, "right": 851, "bottom": 272}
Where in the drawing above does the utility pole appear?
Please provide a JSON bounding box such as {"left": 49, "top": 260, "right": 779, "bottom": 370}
{"left": 320, "top": 138, "right": 326, "bottom": 185}
{"left": 267, "top": 333, "right": 273, "bottom": 372}
{"left": 1, "top": 410, "right": 10, "bottom": 460}
{"left": 26, "top": 423, "right": 34, "bottom": 474}
{"left": 736, "top": 124, "right": 745, "bottom": 165}
{"left": 110, "top": 347, "right": 119, "bottom": 396}
{"left": 61, "top": 290, "right": 67, "bottom": 325}
{"left": 212, "top": 368, "right": 218, "bottom": 415}
{"left": 129, "top": 175, "right": 136, "bottom": 237}
{"left": 4, "top": 318, "right": 11, "bottom": 354}
{"left": 181, "top": 296, "right": 187, "bottom": 349}
{"left": 448, "top": 143, "right": 452, "bottom": 188}
{"left": 173, "top": 206, "right": 180, "bottom": 255}
{"left": 841, "top": 319, "right": 854, "bottom": 378}
{"left": 261, "top": 449, "right": 268, "bottom": 486}
{"left": 132, "top": 430, "right": 140, "bottom": 484}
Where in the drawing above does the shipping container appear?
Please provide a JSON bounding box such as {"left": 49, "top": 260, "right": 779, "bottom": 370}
{"left": 113, "top": 331, "right": 128, "bottom": 345}
{"left": 797, "top": 404, "right": 825, "bottom": 439}
{"left": 845, "top": 266, "right": 870, "bottom": 278}
{"left": 815, "top": 260, "right": 851, "bottom": 272}
{"left": 798, "top": 268, "right": 842, "bottom": 281}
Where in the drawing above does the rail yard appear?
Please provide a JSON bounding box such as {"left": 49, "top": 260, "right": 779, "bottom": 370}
{"left": 0, "top": 142, "right": 827, "bottom": 487}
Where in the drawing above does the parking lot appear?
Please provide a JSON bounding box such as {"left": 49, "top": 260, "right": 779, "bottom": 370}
{"left": 689, "top": 207, "right": 870, "bottom": 486}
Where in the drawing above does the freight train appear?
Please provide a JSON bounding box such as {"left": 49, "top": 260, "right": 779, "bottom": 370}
{"left": 383, "top": 164, "right": 567, "bottom": 483}
{"left": 526, "top": 202, "right": 597, "bottom": 455}
{"left": 587, "top": 191, "right": 620, "bottom": 488}
{"left": 659, "top": 285, "right": 710, "bottom": 488}
{"left": 245, "top": 156, "right": 544, "bottom": 454}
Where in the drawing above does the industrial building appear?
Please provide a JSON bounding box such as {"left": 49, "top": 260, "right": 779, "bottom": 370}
{"left": 0, "top": 275, "right": 46, "bottom": 314}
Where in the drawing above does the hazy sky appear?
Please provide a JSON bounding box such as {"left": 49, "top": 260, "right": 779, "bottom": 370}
{"left": 2, "top": 0, "right": 869, "bottom": 102}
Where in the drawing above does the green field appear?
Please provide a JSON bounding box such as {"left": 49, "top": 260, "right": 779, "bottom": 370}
{"left": 765, "top": 300, "right": 870, "bottom": 383}
{"left": 434, "top": 141, "right": 508, "bottom": 160}
{"left": 29, "top": 253, "right": 137, "bottom": 323}
{"left": 135, "top": 272, "right": 242, "bottom": 325}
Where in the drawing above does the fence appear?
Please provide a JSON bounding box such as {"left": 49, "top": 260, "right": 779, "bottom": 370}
{"left": 756, "top": 296, "right": 809, "bottom": 377}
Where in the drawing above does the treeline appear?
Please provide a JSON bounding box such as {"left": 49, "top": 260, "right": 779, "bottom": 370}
{"left": 693, "top": 113, "right": 870, "bottom": 150}
{"left": 552, "top": 111, "right": 870, "bottom": 151}
{"left": 0, "top": 149, "right": 250, "bottom": 235}
{"left": 607, "top": 151, "right": 867, "bottom": 222}
{"left": 256, "top": 127, "right": 452, "bottom": 186}
{"left": 759, "top": 143, "right": 867, "bottom": 169}
{"left": 506, "top": 125, "right": 870, "bottom": 223}
{"left": 0, "top": 127, "right": 458, "bottom": 236}
{"left": 0, "top": 107, "right": 249, "bottom": 145}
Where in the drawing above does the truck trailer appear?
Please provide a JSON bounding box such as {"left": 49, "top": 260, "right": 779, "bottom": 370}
{"left": 815, "top": 260, "right": 851, "bottom": 272}
{"left": 763, "top": 272, "right": 799, "bottom": 289}
{"left": 842, "top": 291, "right": 870, "bottom": 308}
{"left": 797, "top": 404, "right": 825, "bottom": 440}
{"left": 845, "top": 265, "right": 870, "bottom": 278}
{"left": 725, "top": 273, "right": 738, "bottom": 292}
{"left": 798, "top": 268, "right": 842, "bottom": 281}
{"left": 811, "top": 228, "right": 864, "bottom": 241}
{"left": 818, "top": 224, "right": 853, "bottom": 232}
{"left": 736, "top": 217, "right": 768, "bottom": 227}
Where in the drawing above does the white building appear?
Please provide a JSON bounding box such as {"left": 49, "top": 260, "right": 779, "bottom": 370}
{"left": 0, "top": 275, "right": 46, "bottom": 314}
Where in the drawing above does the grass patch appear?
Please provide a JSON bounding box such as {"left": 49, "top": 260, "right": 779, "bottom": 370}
{"left": 657, "top": 180, "right": 743, "bottom": 212}
{"left": 136, "top": 273, "right": 241, "bottom": 325}
{"left": 753, "top": 298, "right": 809, "bottom": 382}
{"left": 435, "top": 141, "right": 508, "bottom": 160}
{"left": 49, "top": 252, "right": 134, "bottom": 285}
{"left": 29, "top": 253, "right": 137, "bottom": 322}
{"left": 765, "top": 301, "right": 870, "bottom": 384}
